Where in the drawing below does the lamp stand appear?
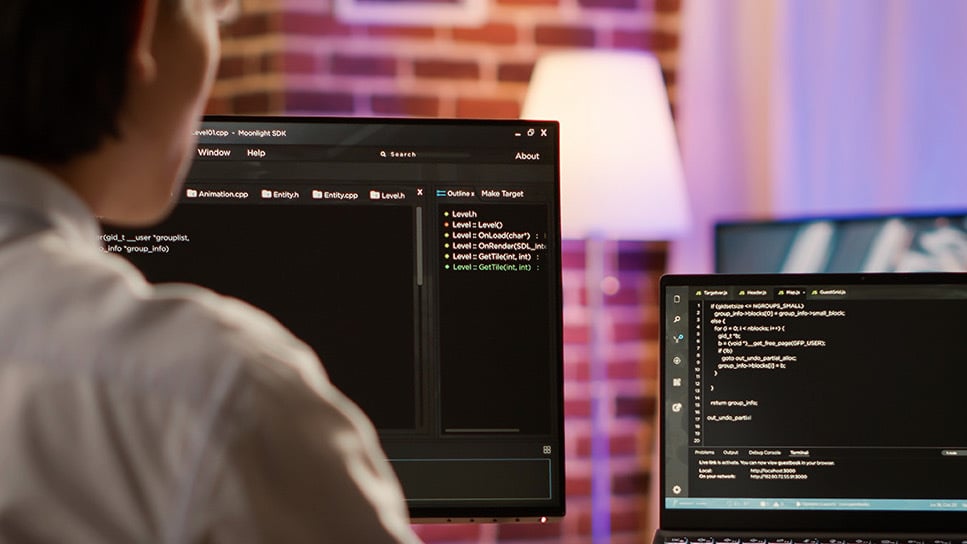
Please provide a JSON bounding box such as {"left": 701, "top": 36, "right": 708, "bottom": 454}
{"left": 586, "top": 234, "right": 612, "bottom": 543}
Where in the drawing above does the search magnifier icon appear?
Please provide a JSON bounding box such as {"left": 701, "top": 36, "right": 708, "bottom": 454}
{"left": 380, "top": 150, "right": 387, "bottom": 158}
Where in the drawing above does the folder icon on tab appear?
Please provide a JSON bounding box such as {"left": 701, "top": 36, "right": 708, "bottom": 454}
{"left": 261, "top": 190, "right": 273, "bottom": 199}
{"left": 312, "top": 190, "right": 323, "bottom": 199}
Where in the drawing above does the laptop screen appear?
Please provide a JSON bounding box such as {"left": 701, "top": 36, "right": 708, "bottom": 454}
{"left": 102, "top": 115, "right": 565, "bottom": 522}
{"left": 661, "top": 273, "right": 967, "bottom": 532}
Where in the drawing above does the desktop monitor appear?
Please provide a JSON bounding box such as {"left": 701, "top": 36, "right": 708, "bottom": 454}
{"left": 101, "top": 115, "right": 565, "bottom": 522}
{"left": 715, "top": 212, "right": 967, "bottom": 274}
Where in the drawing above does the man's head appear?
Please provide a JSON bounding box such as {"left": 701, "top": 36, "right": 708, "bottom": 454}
{"left": 0, "top": 0, "right": 238, "bottom": 226}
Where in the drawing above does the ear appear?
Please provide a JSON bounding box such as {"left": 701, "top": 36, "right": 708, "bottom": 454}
{"left": 130, "top": 0, "right": 160, "bottom": 83}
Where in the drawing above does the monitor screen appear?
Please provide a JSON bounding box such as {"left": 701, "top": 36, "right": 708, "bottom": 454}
{"left": 661, "top": 273, "right": 967, "bottom": 532}
{"left": 101, "top": 115, "right": 565, "bottom": 522}
{"left": 715, "top": 212, "right": 967, "bottom": 274}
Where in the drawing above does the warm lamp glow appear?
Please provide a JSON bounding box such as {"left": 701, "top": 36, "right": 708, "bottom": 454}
{"left": 522, "top": 50, "right": 690, "bottom": 240}
{"left": 523, "top": 49, "right": 689, "bottom": 544}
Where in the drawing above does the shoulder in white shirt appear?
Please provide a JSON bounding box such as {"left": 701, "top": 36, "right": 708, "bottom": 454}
{"left": 0, "top": 156, "right": 422, "bottom": 543}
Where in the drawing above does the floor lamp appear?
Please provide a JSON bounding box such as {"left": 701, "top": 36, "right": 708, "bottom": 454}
{"left": 522, "top": 50, "right": 690, "bottom": 542}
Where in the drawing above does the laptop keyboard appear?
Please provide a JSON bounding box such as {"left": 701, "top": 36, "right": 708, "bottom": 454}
{"left": 660, "top": 538, "right": 967, "bottom": 544}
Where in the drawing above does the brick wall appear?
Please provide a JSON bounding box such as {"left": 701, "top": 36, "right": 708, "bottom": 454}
{"left": 211, "top": 0, "right": 681, "bottom": 541}
{"left": 209, "top": 0, "right": 681, "bottom": 116}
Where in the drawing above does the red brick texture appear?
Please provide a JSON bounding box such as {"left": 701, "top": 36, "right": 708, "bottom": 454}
{"left": 210, "top": 1, "right": 681, "bottom": 119}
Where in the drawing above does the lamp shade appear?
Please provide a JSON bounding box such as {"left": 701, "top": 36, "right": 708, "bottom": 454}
{"left": 522, "top": 50, "right": 690, "bottom": 240}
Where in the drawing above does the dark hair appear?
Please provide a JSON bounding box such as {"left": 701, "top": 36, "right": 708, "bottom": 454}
{"left": 0, "top": 2, "right": 143, "bottom": 164}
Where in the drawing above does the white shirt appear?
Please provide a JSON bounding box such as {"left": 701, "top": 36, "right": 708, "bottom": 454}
{"left": 0, "top": 157, "right": 422, "bottom": 544}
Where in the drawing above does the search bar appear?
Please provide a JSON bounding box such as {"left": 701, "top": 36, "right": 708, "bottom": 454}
{"left": 379, "top": 150, "right": 471, "bottom": 160}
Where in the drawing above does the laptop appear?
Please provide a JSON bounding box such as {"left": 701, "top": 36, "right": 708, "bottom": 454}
{"left": 657, "top": 273, "right": 967, "bottom": 542}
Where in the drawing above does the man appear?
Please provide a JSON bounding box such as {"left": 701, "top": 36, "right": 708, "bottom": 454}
{"left": 0, "top": 1, "right": 421, "bottom": 542}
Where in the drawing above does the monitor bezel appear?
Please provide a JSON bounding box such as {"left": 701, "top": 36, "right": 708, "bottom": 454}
{"left": 192, "top": 115, "right": 569, "bottom": 522}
